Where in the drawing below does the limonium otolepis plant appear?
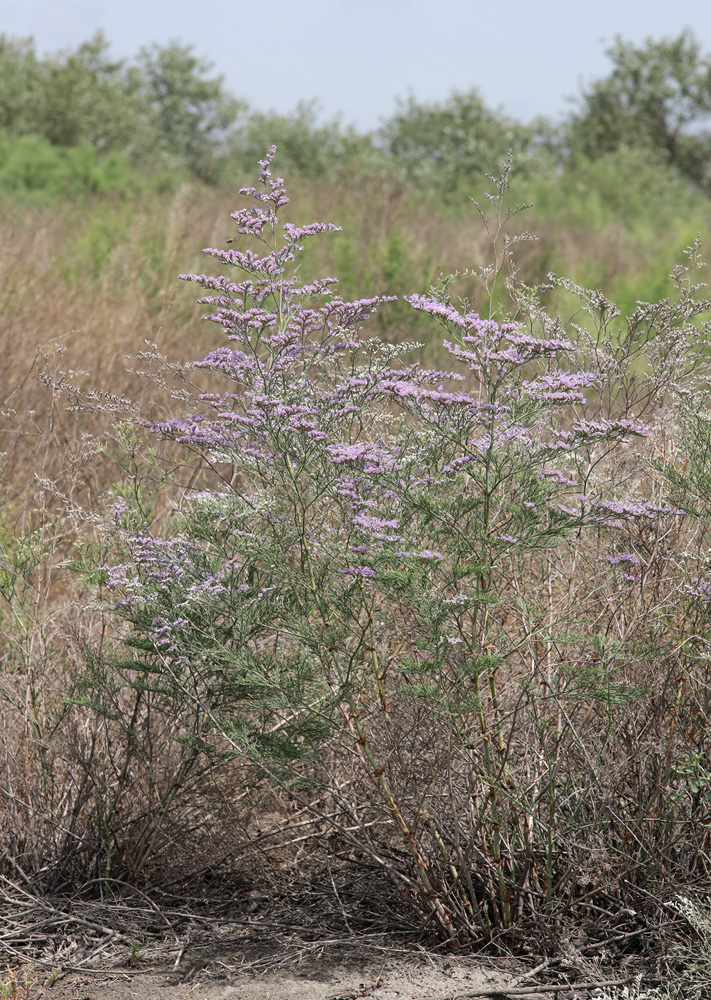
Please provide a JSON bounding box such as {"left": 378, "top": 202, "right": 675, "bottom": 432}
{"left": 98, "top": 148, "right": 711, "bottom": 946}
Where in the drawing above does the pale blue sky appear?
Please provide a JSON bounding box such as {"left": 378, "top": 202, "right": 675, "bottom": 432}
{"left": 2, "top": 0, "right": 711, "bottom": 129}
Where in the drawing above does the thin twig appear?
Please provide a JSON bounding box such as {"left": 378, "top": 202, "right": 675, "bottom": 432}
{"left": 434, "top": 977, "right": 636, "bottom": 999}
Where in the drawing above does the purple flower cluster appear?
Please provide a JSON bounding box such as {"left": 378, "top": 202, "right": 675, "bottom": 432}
{"left": 587, "top": 498, "right": 681, "bottom": 520}
{"left": 518, "top": 370, "right": 599, "bottom": 403}
{"left": 151, "top": 616, "right": 190, "bottom": 654}
{"left": 540, "top": 469, "right": 578, "bottom": 487}
{"left": 686, "top": 577, "right": 711, "bottom": 601}
{"left": 341, "top": 565, "right": 376, "bottom": 579}
{"left": 404, "top": 294, "right": 576, "bottom": 380}
{"left": 101, "top": 148, "right": 688, "bottom": 679}
{"left": 600, "top": 552, "right": 643, "bottom": 566}
{"left": 326, "top": 441, "right": 402, "bottom": 473}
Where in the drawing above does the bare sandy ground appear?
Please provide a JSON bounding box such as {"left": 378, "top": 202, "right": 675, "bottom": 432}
{"left": 38, "top": 947, "right": 562, "bottom": 1000}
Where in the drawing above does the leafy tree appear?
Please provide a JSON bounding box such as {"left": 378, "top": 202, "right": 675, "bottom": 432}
{"left": 0, "top": 33, "right": 245, "bottom": 181}
{"left": 0, "top": 33, "right": 146, "bottom": 153}
{"left": 134, "top": 41, "right": 245, "bottom": 180}
{"left": 569, "top": 30, "right": 711, "bottom": 190}
{"left": 0, "top": 36, "right": 43, "bottom": 137}
{"left": 234, "top": 99, "right": 380, "bottom": 179}
{"left": 378, "top": 89, "right": 552, "bottom": 193}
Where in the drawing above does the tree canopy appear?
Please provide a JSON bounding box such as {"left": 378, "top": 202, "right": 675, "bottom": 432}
{"left": 3, "top": 29, "right": 711, "bottom": 193}
{"left": 569, "top": 30, "right": 711, "bottom": 189}
{"left": 377, "top": 89, "right": 551, "bottom": 191}
{"left": 0, "top": 33, "right": 243, "bottom": 180}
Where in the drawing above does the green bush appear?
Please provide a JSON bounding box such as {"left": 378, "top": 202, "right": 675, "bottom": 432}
{"left": 0, "top": 130, "right": 179, "bottom": 202}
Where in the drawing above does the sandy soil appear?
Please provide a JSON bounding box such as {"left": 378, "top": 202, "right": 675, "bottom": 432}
{"left": 35, "top": 947, "right": 557, "bottom": 1000}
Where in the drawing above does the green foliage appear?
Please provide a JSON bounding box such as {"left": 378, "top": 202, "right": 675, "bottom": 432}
{"left": 0, "top": 32, "right": 243, "bottom": 180}
{"left": 569, "top": 30, "right": 711, "bottom": 191}
{"left": 519, "top": 146, "right": 711, "bottom": 314}
{"left": 0, "top": 130, "right": 177, "bottom": 201}
{"left": 233, "top": 99, "right": 382, "bottom": 180}
{"left": 524, "top": 145, "right": 703, "bottom": 232}
{"left": 378, "top": 89, "right": 555, "bottom": 194}
{"left": 4, "top": 25, "right": 711, "bottom": 224}
{"left": 134, "top": 40, "right": 245, "bottom": 180}
{"left": 0, "top": 33, "right": 145, "bottom": 153}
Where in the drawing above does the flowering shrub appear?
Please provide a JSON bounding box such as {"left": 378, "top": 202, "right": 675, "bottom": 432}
{"left": 93, "top": 148, "right": 711, "bottom": 946}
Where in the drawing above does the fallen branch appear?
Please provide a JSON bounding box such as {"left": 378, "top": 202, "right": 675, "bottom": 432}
{"left": 434, "top": 977, "right": 637, "bottom": 999}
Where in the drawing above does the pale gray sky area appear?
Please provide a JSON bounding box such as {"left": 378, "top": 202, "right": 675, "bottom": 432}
{"left": 2, "top": 0, "right": 711, "bottom": 129}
